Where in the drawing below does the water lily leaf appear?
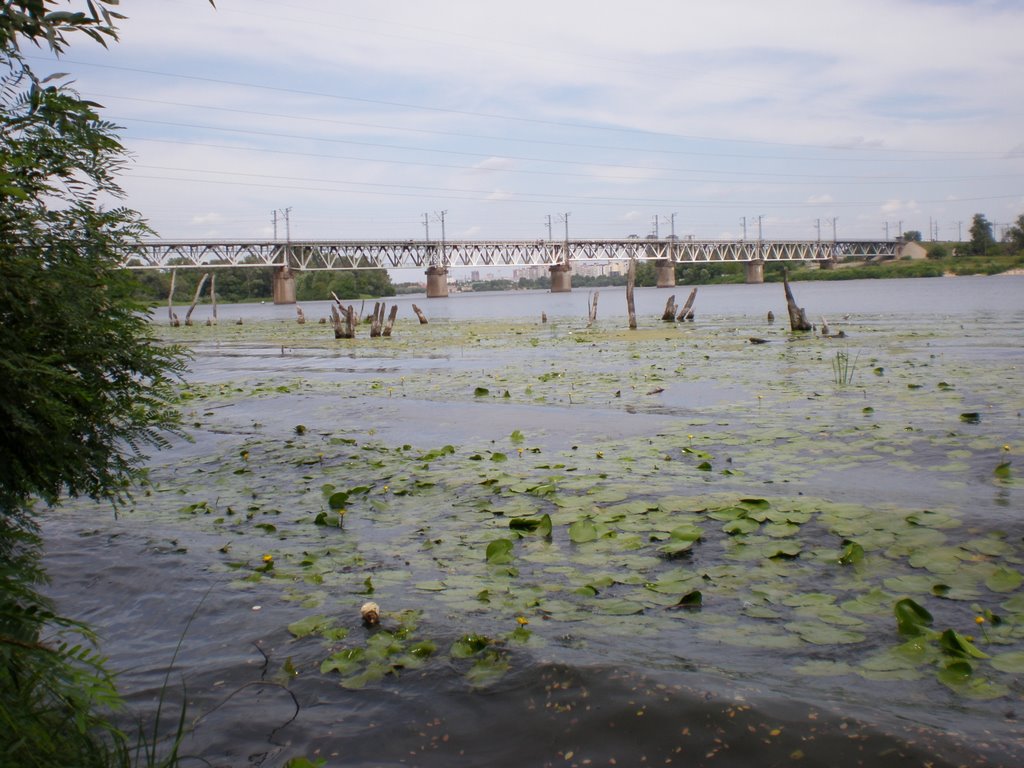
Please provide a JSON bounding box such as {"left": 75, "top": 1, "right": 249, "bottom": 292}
{"left": 509, "top": 513, "right": 552, "bottom": 538}
{"left": 465, "top": 652, "right": 510, "bottom": 687}
{"left": 485, "top": 538, "right": 515, "bottom": 564}
{"left": 723, "top": 518, "right": 759, "bottom": 536}
{"left": 937, "top": 660, "right": 973, "bottom": 686}
{"left": 321, "top": 647, "right": 365, "bottom": 675}
{"left": 939, "top": 629, "right": 989, "bottom": 659}
{"left": 597, "top": 599, "right": 645, "bottom": 616}
{"left": 287, "top": 614, "right": 337, "bottom": 639}
{"left": 327, "top": 491, "right": 349, "bottom": 510}
{"left": 993, "top": 461, "right": 1011, "bottom": 479}
{"left": 985, "top": 567, "right": 1022, "bottom": 593}
{"left": 659, "top": 539, "right": 696, "bottom": 558}
{"left": 341, "top": 664, "right": 387, "bottom": 690}
{"left": 785, "top": 622, "right": 865, "bottom": 645}
{"left": 474, "top": 387, "right": 490, "bottom": 397}
{"left": 959, "top": 412, "right": 980, "bottom": 424}
{"left": 991, "top": 651, "right": 1024, "bottom": 673}
{"left": 894, "top": 598, "right": 933, "bottom": 636}
{"left": 569, "top": 519, "right": 599, "bottom": 543}
{"left": 671, "top": 590, "right": 702, "bottom": 610}
{"left": 509, "top": 430, "right": 525, "bottom": 444}
{"left": 838, "top": 541, "right": 865, "bottom": 565}
{"left": 450, "top": 634, "right": 493, "bottom": 659}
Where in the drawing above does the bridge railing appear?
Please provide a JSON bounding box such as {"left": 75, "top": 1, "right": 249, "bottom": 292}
{"left": 122, "top": 239, "right": 899, "bottom": 270}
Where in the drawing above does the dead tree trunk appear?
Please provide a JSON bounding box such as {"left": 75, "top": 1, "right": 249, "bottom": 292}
{"left": 184, "top": 273, "right": 209, "bottom": 326}
{"left": 587, "top": 291, "right": 600, "bottom": 326}
{"left": 677, "top": 287, "right": 697, "bottom": 321}
{"left": 383, "top": 305, "right": 399, "bottom": 336}
{"left": 662, "top": 294, "right": 677, "bottom": 322}
{"left": 412, "top": 303, "right": 429, "bottom": 324}
{"left": 820, "top": 315, "right": 830, "bottom": 336}
{"left": 626, "top": 259, "right": 637, "bottom": 330}
{"left": 209, "top": 272, "right": 217, "bottom": 325}
{"left": 346, "top": 305, "right": 357, "bottom": 337}
{"left": 783, "top": 274, "right": 812, "bottom": 332}
{"left": 370, "top": 302, "right": 383, "bottom": 337}
{"left": 541, "top": 312, "right": 548, "bottom": 324}
{"left": 168, "top": 268, "right": 180, "bottom": 326}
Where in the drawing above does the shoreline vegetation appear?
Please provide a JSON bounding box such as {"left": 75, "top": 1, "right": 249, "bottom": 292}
{"left": 134, "top": 242, "right": 1024, "bottom": 306}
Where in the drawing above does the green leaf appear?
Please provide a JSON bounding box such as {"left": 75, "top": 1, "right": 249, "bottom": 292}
{"left": 838, "top": 541, "right": 864, "bottom": 565}
{"left": 509, "top": 430, "right": 525, "bottom": 444}
{"left": 568, "top": 519, "right": 598, "bottom": 543}
{"left": 474, "top": 386, "right": 490, "bottom": 397}
{"left": 672, "top": 590, "right": 703, "bottom": 610}
{"left": 327, "top": 491, "right": 349, "bottom": 510}
{"left": 939, "top": 629, "right": 989, "bottom": 659}
{"left": 894, "top": 598, "right": 933, "bottom": 636}
{"left": 287, "top": 614, "right": 336, "bottom": 639}
{"left": 985, "top": 566, "right": 1022, "bottom": 593}
{"left": 991, "top": 651, "right": 1024, "bottom": 673}
{"left": 485, "top": 538, "right": 515, "bottom": 564}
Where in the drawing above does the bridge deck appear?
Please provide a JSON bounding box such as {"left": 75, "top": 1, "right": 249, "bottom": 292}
{"left": 125, "top": 239, "right": 899, "bottom": 270}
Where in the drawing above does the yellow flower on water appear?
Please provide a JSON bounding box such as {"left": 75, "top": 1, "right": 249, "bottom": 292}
{"left": 516, "top": 616, "right": 529, "bottom": 626}
{"left": 596, "top": 450, "right": 604, "bottom": 459}
{"left": 262, "top": 554, "right": 273, "bottom": 563}
{"left": 976, "top": 616, "right": 985, "bottom": 625}
{"left": 382, "top": 485, "right": 390, "bottom": 493}
{"left": 1004, "top": 444, "right": 1011, "bottom": 452}
{"left": 517, "top": 447, "right": 524, "bottom": 457}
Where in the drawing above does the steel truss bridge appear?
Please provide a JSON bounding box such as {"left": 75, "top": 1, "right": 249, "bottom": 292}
{"left": 124, "top": 238, "right": 900, "bottom": 271}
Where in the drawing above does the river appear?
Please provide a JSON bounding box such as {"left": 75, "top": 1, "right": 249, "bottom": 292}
{"left": 44, "top": 275, "right": 1024, "bottom": 767}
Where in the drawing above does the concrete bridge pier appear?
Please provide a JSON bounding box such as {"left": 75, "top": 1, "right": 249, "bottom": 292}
{"left": 655, "top": 259, "right": 676, "bottom": 288}
{"left": 425, "top": 266, "right": 449, "bottom": 298}
{"left": 272, "top": 265, "right": 296, "bottom": 304}
{"left": 549, "top": 264, "right": 572, "bottom": 292}
{"left": 819, "top": 258, "right": 835, "bottom": 270}
{"left": 744, "top": 259, "right": 765, "bottom": 284}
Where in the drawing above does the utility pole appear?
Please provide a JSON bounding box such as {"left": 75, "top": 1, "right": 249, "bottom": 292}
{"left": 884, "top": 221, "right": 890, "bottom": 240}
{"left": 435, "top": 210, "right": 447, "bottom": 262}
{"left": 423, "top": 212, "right": 430, "bottom": 241}
{"left": 283, "top": 207, "right": 292, "bottom": 243}
{"left": 830, "top": 217, "right": 837, "bottom": 242}
{"left": 815, "top": 218, "right": 821, "bottom": 242}
{"left": 652, "top": 215, "right": 659, "bottom": 239}
{"left": 757, "top": 215, "right": 764, "bottom": 241}
{"left": 272, "top": 210, "right": 278, "bottom": 240}
{"left": 546, "top": 214, "right": 553, "bottom": 240}
{"left": 662, "top": 212, "right": 677, "bottom": 240}
{"left": 558, "top": 212, "right": 570, "bottom": 267}
{"left": 740, "top": 216, "right": 747, "bottom": 241}
{"left": 957, "top": 221, "right": 963, "bottom": 241}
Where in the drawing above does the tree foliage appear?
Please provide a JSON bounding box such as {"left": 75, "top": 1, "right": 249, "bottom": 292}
{"left": 968, "top": 213, "right": 995, "bottom": 255}
{"left": 1, "top": 3, "right": 194, "bottom": 765}
{"left": 1006, "top": 213, "right": 1024, "bottom": 253}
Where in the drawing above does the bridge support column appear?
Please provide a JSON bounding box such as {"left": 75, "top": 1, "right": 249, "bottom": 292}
{"left": 655, "top": 259, "right": 676, "bottom": 288}
{"left": 549, "top": 264, "right": 572, "bottom": 292}
{"left": 744, "top": 259, "right": 765, "bottom": 284}
{"left": 272, "top": 266, "right": 296, "bottom": 304}
{"left": 425, "top": 266, "right": 449, "bottom": 298}
{"left": 819, "top": 258, "right": 835, "bottom": 270}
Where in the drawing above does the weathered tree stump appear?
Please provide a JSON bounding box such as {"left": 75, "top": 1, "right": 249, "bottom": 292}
{"left": 676, "top": 287, "right": 697, "bottom": 322}
{"left": 587, "top": 290, "right": 600, "bottom": 326}
{"left": 767, "top": 310, "right": 775, "bottom": 323}
{"left": 167, "top": 268, "right": 177, "bottom": 326}
{"left": 783, "top": 274, "right": 812, "bottom": 332}
{"left": 820, "top": 315, "right": 830, "bottom": 336}
{"left": 296, "top": 306, "right": 306, "bottom": 324}
{"left": 184, "top": 273, "right": 209, "bottom": 326}
{"left": 541, "top": 312, "right": 547, "bottom": 324}
{"left": 383, "top": 305, "right": 399, "bottom": 336}
{"left": 662, "top": 294, "right": 677, "bottom": 322}
{"left": 626, "top": 259, "right": 637, "bottom": 330}
{"left": 412, "top": 304, "right": 429, "bottom": 324}
{"left": 209, "top": 272, "right": 217, "bottom": 325}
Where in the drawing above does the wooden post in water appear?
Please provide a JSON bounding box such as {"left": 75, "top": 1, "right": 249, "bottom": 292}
{"left": 184, "top": 273, "right": 209, "bottom": 326}
{"left": 412, "top": 304, "right": 429, "bottom": 324}
{"left": 167, "top": 268, "right": 180, "bottom": 326}
{"left": 626, "top": 259, "right": 637, "bottom": 330}
{"left": 209, "top": 272, "right": 217, "bottom": 325}
{"left": 370, "top": 302, "right": 383, "bottom": 337}
{"left": 662, "top": 294, "right": 677, "bottom": 322}
{"left": 587, "top": 291, "right": 600, "bottom": 326}
{"left": 783, "top": 272, "right": 812, "bottom": 331}
{"left": 296, "top": 306, "right": 306, "bottom": 324}
{"left": 383, "top": 305, "right": 399, "bottom": 336}
{"left": 677, "top": 287, "right": 697, "bottom": 321}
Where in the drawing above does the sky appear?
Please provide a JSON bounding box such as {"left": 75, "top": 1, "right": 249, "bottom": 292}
{"left": 31, "top": 0, "right": 1024, "bottom": 243}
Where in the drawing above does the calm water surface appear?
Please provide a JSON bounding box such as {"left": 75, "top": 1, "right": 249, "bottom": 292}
{"left": 45, "top": 276, "right": 1024, "bottom": 767}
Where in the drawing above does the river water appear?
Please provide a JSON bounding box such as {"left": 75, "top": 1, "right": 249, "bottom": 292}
{"left": 43, "top": 276, "right": 1024, "bottom": 767}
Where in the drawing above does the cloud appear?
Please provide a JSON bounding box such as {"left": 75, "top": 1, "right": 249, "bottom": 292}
{"left": 806, "top": 194, "right": 834, "bottom": 204}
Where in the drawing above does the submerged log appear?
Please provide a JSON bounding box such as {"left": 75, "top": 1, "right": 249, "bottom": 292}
{"left": 412, "top": 303, "right": 429, "bottom": 324}
{"left": 677, "top": 287, "right": 697, "bottom": 322}
{"left": 783, "top": 274, "right": 812, "bottom": 332}
{"left": 184, "top": 273, "right": 209, "bottom": 326}
{"left": 662, "top": 294, "right": 677, "bottom": 322}
{"left": 626, "top": 259, "right": 637, "bottom": 330}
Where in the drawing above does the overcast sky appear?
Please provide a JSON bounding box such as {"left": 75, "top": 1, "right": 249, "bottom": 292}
{"left": 34, "top": 0, "right": 1024, "bottom": 242}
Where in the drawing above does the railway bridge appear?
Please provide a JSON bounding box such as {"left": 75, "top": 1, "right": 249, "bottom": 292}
{"left": 124, "top": 238, "right": 900, "bottom": 302}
